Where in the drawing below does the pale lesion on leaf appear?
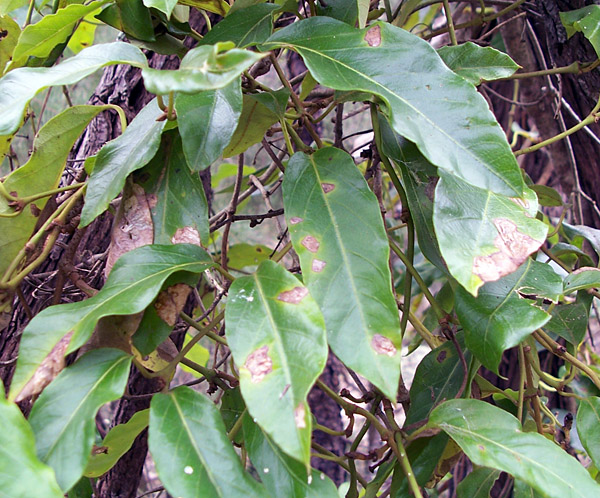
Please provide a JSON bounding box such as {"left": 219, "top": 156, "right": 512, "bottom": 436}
{"left": 301, "top": 235, "right": 320, "bottom": 253}
{"left": 371, "top": 334, "right": 397, "bottom": 356}
{"left": 244, "top": 345, "right": 273, "bottom": 383}
{"left": 311, "top": 259, "right": 326, "bottom": 272}
{"left": 277, "top": 286, "right": 308, "bottom": 304}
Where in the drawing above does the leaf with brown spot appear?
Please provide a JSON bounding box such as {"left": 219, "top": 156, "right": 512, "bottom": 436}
{"left": 364, "top": 24, "right": 381, "bottom": 47}
{"left": 301, "top": 235, "right": 320, "bottom": 253}
{"left": 289, "top": 216, "right": 303, "bottom": 225}
{"left": 311, "top": 259, "right": 326, "bottom": 272}
{"left": 371, "top": 334, "right": 397, "bottom": 357}
{"left": 321, "top": 182, "right": 335, "bottom": 193}
{"left": 226, "top": 260, "right": 327, "bottom": 465}
{"left": 154, "top": 283, "right": 192, "bottom": 326}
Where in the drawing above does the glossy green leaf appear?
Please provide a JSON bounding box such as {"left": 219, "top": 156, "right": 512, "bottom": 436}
{"left": 149, "top": 386, "right": 265, "bottom": 498}
{"left": 434, "top": 172, "right": 547, "bottom": 295}
{"left": 139, "top": 131, "right": 209, "bottom": 245}
{"left": 143, "top": 0, "right": 177, "bottom": 16}
{"left": 226, "top": 260, "right": 327, "bottom": 464}
{"left": 530, "top": 184, "right": 563, "bottom": 207}
{"left": 437, "top": 42, "right": 520, "bottom": 85}
{"left": 243, "top": 415, "right": 338, "bottom": 497}
{"left": 178, "top": 0, "right": 229, "bottom": 16}
{"left": 456, "top": 467, "right": 500, "bottom": 498}
{"left": 96, "top": 0, "right": 156, "bottom": 42}
{"left": 142, "top": 43, "right": 263, "bottom": 95}
{"left": 175, "top": 78, "right": 242, "bottom": 171}
{"left": 560, "top": 6, "right": 600, "bottom": 58}
{"left": 429, "top": 399, "right": 600, "bottom": 498}
{"left": 405, "top": 334, "right": 470, "bottom": 427}
{"left": 84, "top": 409, "right": 149, "bottom": 478}
{"left": 10, "top": 244, "right": 213, "bottom": 401}
{"left": 80, "top": 99, "right": 165, "bottom": 227}
{"left": 265, "top": 18, "right": 525, "bottom": 197}
{"left": 200, "top": 3, "right": 278, "bottom": 48}
{"left": 544, "top": 303, "right": 588, "bottom": 345}
{"left": 564, "top": 267, "right": 600, "bottom": 294}
{"left": 0, "top": 14, "right": 19, "bottom": 72}
{"left": 28, "top": 349, "right": 132, "bottom": 491}
{"left": 10, "top": 1, "right": 108, "bottom": 69}
{"left": 223, "top": 88, "right": 290, "bottom": 157}
{"left": 0, "top": 105, "right": 113, "bottom": 279}
{"left": 0, "top": 383, "right": 63, "bottom": 497}
{"left": 282, "top": 147, "right": 402, "bottom": 400}
{"left": 577, "top": 397, "right": 600, "bottom": 468}
{"left": 513, "top": 479, "right": 545, "bottom": 498}
{"left": 0, "top": 41, "right": 146, "bottom": 135}
{"left": 455, "top": 260, "right": 559, "bottom": 372}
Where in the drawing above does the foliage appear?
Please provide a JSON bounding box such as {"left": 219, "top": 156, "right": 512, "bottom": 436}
{"left": 1, "top": 1, "right": 600, "bottom": 497}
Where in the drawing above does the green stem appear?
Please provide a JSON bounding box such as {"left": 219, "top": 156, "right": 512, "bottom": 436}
{"left": 314, "top": 423, "right": 346, "bottom": 437}
{"left": 227, "top": 408, "right": 247, "bottom": 441}
{"left": 400, "top": 305, "right": 438, "bottom": 349}
{"left": 442, "top": 0, "right": 457, "bottom": 45}
{"left": 517, "top": 344, "right": 526, "bottom": 424}
{"left": 395, "top": 433, "right": 423, "bottom": 498}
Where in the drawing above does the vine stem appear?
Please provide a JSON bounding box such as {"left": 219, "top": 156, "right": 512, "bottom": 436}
{"left": 442, "top": 0, "right": 457, "bottom": 45}
{"left": 394, "top": 433, "right": 423, "bottom": 498}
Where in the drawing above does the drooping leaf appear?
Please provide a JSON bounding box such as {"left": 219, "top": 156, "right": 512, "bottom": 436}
{"left": 0, "top": 41, "right": 146, "bottom": 135}
{"left": 138, "top": 131, "right": 209, "bottom": 245}
{"left": 282, "top": 147, "right": 402, "bottom": 400}
{"left": 437, "top": 42, "right": 520, "bottom": 85}
{"left": 0, "top": 105, "right": 114, "bottom": 279}
{"left": 564, "top": 267, "right": 600, "bottom": 294}
{"left": 223, "top": 88, "right": 290, "bottom": 157}
{"left": 96, "top": 0, "right": 156, "bottom": 42}
{"left": 10, "top": 244, "right": 213, "bottom": 401}
{"left": 562, "top": 222, "right": 600, "bottom": 255}
{"left": 142, "top": 43, "right": 263, "bottom": 95}
{"left": 434, "top": 172, "right": 547, "bottom": 295}
{"left": 0, "top": 14, "right": 19, "bottom": 72}
{"left": 455, "top": 259, "right": 560, "bottom": 372}
{"left": 178, "top": 0, "right": 229, "bottom": 16}
{"left": 10, "top": 1, "right": 108, "bottom": 69}
{"left": 84, "top": 409, "right": 149, "bottom": 478}
{"left": 0, "top": 383, "right": 63, "bottom": 497}
{"left": 175, "top": 78, "right": 242, "bottom": 171}
{"left": 560, "top": 6, "right": 600, "bottom": 58}
{"left": 456, "top": 467, "right": 500, "bottom": 498}
{"left": 405, "top": 334, "right": 470, "bottom": 427}
{"left": 200, "top": 3, "right": 278, "bottom": 47}
{"left": 149, "top": 386, "right": 265, "bottom": 497}
{"left": 265, "top": 18, "right": 525, "bottom": 197}
{"left": 28, "top": 349, "right": 132, "bottom": 492}
{"left": 243, "top": 415, "right": 338, "bottom": 497}
{"left": 226, "top": 260, "right": 327, "bottom": 464}
{"left": 80, "top": 99, "right": 165, "bottom": 227}
{"left": 544, "top": 303, "right": 588, "bottom": 345}
{"left": 576, "top": 396, "right": 600, "bottom": 468}
{"left": 429, "top": 399, "right": 600, "bottom": 498}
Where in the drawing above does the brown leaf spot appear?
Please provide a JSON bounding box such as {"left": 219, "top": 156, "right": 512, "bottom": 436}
{"left": 321, "top": 183, "right": 335, "bottom": 193}
{"left": 146, "top": 193, "right": 158, "bottom": 209}
{"left": 245, "top": 345, "right": 273, "bottom": 383}
{"left": 154, "top": 283, "right": 192, "bottom": 326}
{"left": 294, "top": 403, "right": 307, "bottom": 429}
{"left": 29, "top": 203, "right": 40, "bottom": 216}
{"left": 365, "top": 25, "right": 381, "bottom": 47}
{"left": 510, "top": 197, "right": 530, "bottom": 211}
{"left": 371, "top": 334, "right": 397, "bottom": 357}
{"left": 301, "top": 235, "right": 320, "bottom": 253}
{"left": 278, "top": 286, "right": 308, "bottom": 304}
{"left": 289, "top": 217, "right": 303, "bottom": 225}
{"left": 473, "top": 218, "right": 542, "bottom": 283}
{"left": 16, "top": 332, "right": 73, "bottom": 402}
{"left": 171, "top": 226, "right": 201, "bottom": 246}
{"left": 312, "top": 259, "right": 326, "bottom": 272}
{"left": 436, "top": 350, "right": 447, "bottom": 363}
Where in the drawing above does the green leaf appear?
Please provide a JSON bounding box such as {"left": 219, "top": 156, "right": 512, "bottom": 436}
{"left": 138, "top": 131, "right": 209, "bottom": 245}
{"left": 577, "top": 397, "right": 600, "bottom": 468}
{"left": 455, "top": 259, "right": 559, "bottom": 372}
{"left": 434, "top": 172, "right": 547, "bottom": 295}
{"left": 10, "top": 244, "right": 213, "bottom": 401}
{"left": 142, "top": 0, "right": 177, "bottom": 17}
{"left": 282, "top": 147, "right": 402, "bottom": 400}
{"left": 544, "top": 303, "right": 588, "bottom": 345}
{"left": 513, "top": 479, "right": 545, "bottom": 498}
{"left": 96, "top": 0, "right": 156, "bottom": 42}
{"left": 437, "top": 42, "right": 520, "bottom": 85}
{"left": 405, "top": 334, "right": 471, "bottom": 427}
{"left": 0, "top": 14, "right": 19, "bottom": 72}
{"left": 180, "top": 333, "right": 210, "bottom": 376}
{"left": 28, "top": 349, "right": 132, "bottom": 492}
{"left": 149, "top": 386, "right": 265, "bottom": 497}
{"left": 200, "top": 3, "right": 278, "bottom": 48}
{"left": 223, "top": 88, "right": 290, "bottom": 157}
{"left": 265, "top": 18, "right": 525, "bottom": 197}
{"left": 0, "top": 41, "right": 147, "bottom": 135}
{"left": 226, "top": 260, "right": 327, "bottom": 464}
{"left": 175, "top": 78, "right": 242, "bottom": 171}
{"left": 178, "top": 0, "right": 229, "bottom": 16}
{"left": 429, "top": 399, "right": 600, "bottom": 498}
{"left": 243, "top": 415, "right": 339, "bottom": 497}
{"left": 227, "top": 243, "right": 272, "bottom": 269}
{"left": 84, "top": 409, "right": 149, "bottom": 478}
{"left": 456, "top": 467, "right": 500, "bottom": 498}
{"left": 10, "top": 1, "right": 108, "bottom": 69}
{"left": 560, "top": 6, "right": 600, "bottom": 58}
{"left": 80, "top": 99, "right": 165, "bottom": 227}
{"left": 564, "top": 267, "right": 600, "bottom": 294}
{"left": 67, "top": 12, "right": 99, "bottom": 54}
{"left": 0, "top": 383, "right": 63, "bottom": 497}
{"left": 0, "top": 105, "right": 113, "bottom": 279}
{"left": 562, "top": 222, "right": 600, "bottom": 255}
{"left": 142, "top": 43, "right": 263, "bottom": 95}
{"left": 529, "top": 184, "right": 563, "bottom": 207}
